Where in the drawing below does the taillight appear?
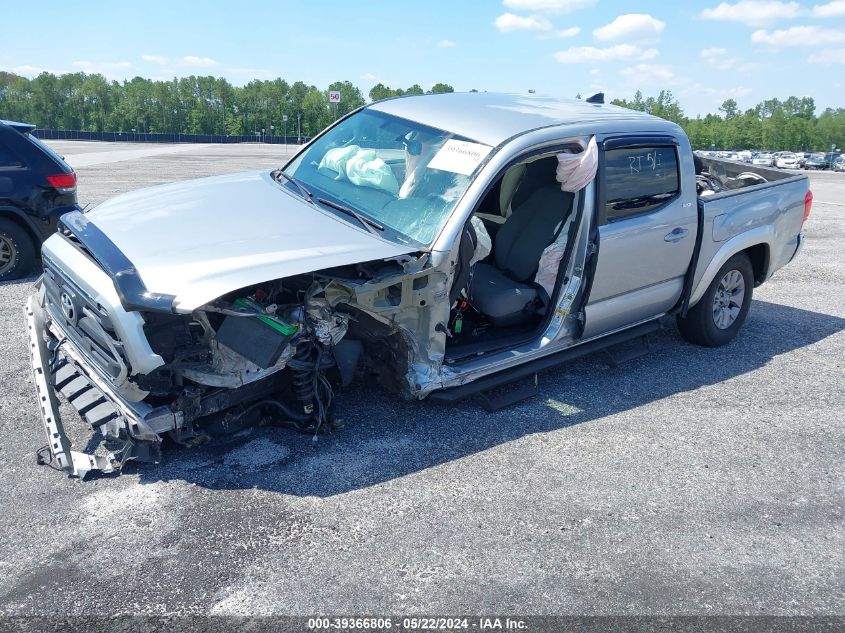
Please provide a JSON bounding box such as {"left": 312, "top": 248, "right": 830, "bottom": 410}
{"left": 803, "top": 190, "right": 813, "bottom": 225}
{"left": 47, "top": 172, "right": 77, "bottom": 193}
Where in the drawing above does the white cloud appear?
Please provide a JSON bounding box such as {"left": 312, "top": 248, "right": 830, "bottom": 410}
{"left": 752, "top": 26, "right": 845, "bottom": 46}
{"left": 808, "top": 47, "right": 845, "bottom": 63}
{"left": 502, "top": 0, "right": 596, "bottom": 13}
{"left": 360, "top": 72, "right": 378, "bottom": 81}
{"left": 699, "top": 1, "right": 802, "bottom": 26}
{"left": 72, "top": 60, "right": 132, "bottom": 70}
{"left": 686, "top": 83, "right": 753, "bottom": 99}
{"left": 619, "top": 63, "right": 676, "bottom": 82}
{"left": 537, "top": 25, "right": 581, "bottom": 40}
{"left": 223, "top": 67, "right": 276, "bottom": 80}
{"left": 141, "top": 54, "right": 219, "bottom": 69}
{"left": 812, "top": 0, "right": 845, "bottom": 16}
{"left": 181, "top": 55, "right": 217, "bottom": 67}
{"left": 494, "top": 13, "right": 553, "bottom": 32}
{"left": 9, "top": 64, "right": 54, "bottom": 76}
{"left": 700, "top": 47, "right": 737, "bottom": 69}
{"left": 593, "top": 14, "right": 666, "bottom": 42}
{"left": 70, "top": 60, "right": 134, "bottom": 78}
{"left": 700, "top": 47, "right": 728, "bottom": 59}
{"left": 554, "top": 44, "right": 659, "bottom": 63}
{"left": 699, "top": 47, "right": 760, "bottom": 71}
{"left": 590, "top": 68, "right": 600, "bottom": 76}
{"left": 437, "top": 39, "right": 457, "bottom": 48}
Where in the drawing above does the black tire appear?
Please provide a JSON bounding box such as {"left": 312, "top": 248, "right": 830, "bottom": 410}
{"left": 677, "top": 252, "right": 754, "bottom": 347}
{"left": 0, "top": 218, "right": 37, "bottom": 281}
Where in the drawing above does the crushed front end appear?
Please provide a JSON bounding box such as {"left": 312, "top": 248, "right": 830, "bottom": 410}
{"left": 26, "top": 220, "right": 448, "bottom": 478}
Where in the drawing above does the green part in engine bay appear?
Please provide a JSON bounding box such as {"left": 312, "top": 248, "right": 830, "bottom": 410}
{"left": 233, "top": 297, "right": 299, "bottom": 336}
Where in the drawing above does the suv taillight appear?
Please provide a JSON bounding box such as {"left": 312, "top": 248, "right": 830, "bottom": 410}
{"left": 47, "top": 172, "right": 77, "bottom": 193}
{"left": 803, "top": 190, "right": 813, "bottom": 225}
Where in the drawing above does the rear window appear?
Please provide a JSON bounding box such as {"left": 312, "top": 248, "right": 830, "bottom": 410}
{"left": 604, "top": 146, "right": 680, "bottom": 222}
{"left": 25, "top": 134, "right": 70, "bottom": 169}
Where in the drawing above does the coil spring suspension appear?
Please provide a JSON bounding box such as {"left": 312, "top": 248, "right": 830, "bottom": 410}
{"left": 288, "top": 342, "right": 336, "bottom": 437}
{"left": 291, "top": 345, "right": 317, "bottom": 414}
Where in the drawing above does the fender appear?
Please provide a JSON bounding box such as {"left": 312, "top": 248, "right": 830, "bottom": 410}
{"left": 0, "top": 203, "right": 43, "bottom": 241}
{"left": 688, "top": 225, "right": 774, "bottom": 307}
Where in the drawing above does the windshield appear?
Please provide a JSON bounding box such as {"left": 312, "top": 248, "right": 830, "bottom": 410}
{"left": 282, "top": 109, "right": 492, "bottom": 246}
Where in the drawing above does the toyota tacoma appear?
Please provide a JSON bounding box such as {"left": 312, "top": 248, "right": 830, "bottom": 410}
{"left": 26, "top": 93, "right": 811, "bottom": 477}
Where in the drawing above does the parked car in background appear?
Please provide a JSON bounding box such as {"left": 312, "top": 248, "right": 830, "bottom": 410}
{"left": 752, "top": 153, "right": 775, "bottom": 167}
{"left": 804, "top": 154, "right": 828, "bottom": 170}
{"left": 0, "top": 120, "right": 79, "bottom": 280}
{"left": 776, "top": 153, "right": 801, "bottom": 169}
{"left": 824, "top": 152, "right": 842, "bottom": 169}
{"left": 833, "top": 156, "right": 845, "bottom": 172}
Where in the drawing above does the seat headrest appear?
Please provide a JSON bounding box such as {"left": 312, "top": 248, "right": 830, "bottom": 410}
{"left": 510, "top": 157, "right": 560, "bottom": 211}
{"left": 499, "top": 163, "right": 526, "bottom": 218}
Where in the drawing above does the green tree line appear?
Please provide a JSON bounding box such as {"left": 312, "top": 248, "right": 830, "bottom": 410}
{"left": 611, "top": 90, "right": 845, "bottom": 152}
{"left": 0, "top": 72, "right": 372, "bottom": 137}
{"left": 0, "top": 72, "right": 457, "bottom": 138}
{"left": 1, "top": 70, "right": 842, "bottom": 151}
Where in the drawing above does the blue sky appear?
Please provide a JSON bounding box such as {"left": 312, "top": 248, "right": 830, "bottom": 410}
{"left": 2, "top": 0, "right": 844, "bottom": 116}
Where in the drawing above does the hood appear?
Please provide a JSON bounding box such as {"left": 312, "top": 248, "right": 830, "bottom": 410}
{"left": 83, "top": 171, "right": 414, "bottom": 312}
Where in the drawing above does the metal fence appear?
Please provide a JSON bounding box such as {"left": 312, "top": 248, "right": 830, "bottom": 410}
{"left": 33, "top": 129, "right": 309, "bottom": 144}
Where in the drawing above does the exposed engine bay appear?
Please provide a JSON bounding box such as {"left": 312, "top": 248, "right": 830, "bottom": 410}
{"left": 30, "top": 245, "right": 450, "bottom": 478}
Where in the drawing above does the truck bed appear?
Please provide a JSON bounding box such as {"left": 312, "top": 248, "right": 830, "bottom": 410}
{"left": 689, "top": 157, "right": 808, "bottom": 304}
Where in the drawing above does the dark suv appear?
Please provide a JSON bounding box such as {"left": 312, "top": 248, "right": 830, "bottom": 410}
{"left": 0, "top": 120, "right": 79, "bottom": 280}
{"left": 803, "top": 154, "right": 828, "bottom": 170}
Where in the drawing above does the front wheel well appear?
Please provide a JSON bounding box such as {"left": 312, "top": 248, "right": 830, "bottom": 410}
{"left": 742, "top": 243, "right": 770, "bottom": 286}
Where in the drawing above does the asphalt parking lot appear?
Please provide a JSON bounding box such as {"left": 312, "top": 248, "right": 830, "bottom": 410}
{"left": 0, "top": 142, "right": 842, "bottom": 616}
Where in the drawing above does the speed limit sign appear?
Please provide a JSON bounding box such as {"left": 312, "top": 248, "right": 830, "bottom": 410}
{"left": 329, "top": 91, "right": 341, "bottom": 103}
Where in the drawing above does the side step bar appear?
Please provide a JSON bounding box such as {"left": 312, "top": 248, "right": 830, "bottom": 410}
{"left": 430, "top": 319, "right": 662, "bottom": 405}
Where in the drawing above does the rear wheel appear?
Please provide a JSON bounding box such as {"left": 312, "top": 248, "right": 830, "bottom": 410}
{"left": 677, "top": 252, "right": 754, "bottom": 347}
{"left": 0, "top": 219, "right": 37, "bottom": 281}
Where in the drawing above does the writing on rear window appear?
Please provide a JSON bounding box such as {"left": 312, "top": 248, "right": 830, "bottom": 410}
{"left": 605, "top": 146, "right": 679, "bottom": 222}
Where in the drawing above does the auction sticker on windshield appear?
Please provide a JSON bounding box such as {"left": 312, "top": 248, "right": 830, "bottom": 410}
{"left": 428, "top": 139, "right": 493, "bottom": 175}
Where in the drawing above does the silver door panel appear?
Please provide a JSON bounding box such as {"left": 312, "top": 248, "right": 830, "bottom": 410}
{"left": 583, "top": 278, "right": 682, "bottom": 338}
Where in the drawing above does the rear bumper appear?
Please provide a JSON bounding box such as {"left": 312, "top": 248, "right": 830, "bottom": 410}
{"left": 33, "top": 204, "right": 82, "bottom": 241}
{"left": 26, "top": 288, "right": 181, "bottom": 478}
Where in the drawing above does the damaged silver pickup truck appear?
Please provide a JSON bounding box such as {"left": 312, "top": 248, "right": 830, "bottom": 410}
{"left": 26, "top": 93, "right": 812, "bottom": 477}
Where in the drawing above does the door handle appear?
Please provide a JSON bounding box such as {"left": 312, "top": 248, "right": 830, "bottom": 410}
{"left": 664, "top": 228, "right": 689, "bottom": 243}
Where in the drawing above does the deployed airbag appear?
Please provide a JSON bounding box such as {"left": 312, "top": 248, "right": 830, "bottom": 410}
{"left": 531, "top": 138, "right": 596, "bottom": 295}
{"left": 318, "top": 145, "right": 360, "bottom": 179}
{"left": 318, "top": 145, "right": 400, "bottom": 194}
{"left": 555, "top": 137, "right": 597, "bottom": 193}
{"left": 534, "top": 215, "right": 575, "bottom": 296}
{"left": 469, "top": 216, "right": 491, "bottom": 266}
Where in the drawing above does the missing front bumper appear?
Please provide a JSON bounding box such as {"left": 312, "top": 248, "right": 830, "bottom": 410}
{"left": 26, "top": 293, "right": 180, "bottom": 478}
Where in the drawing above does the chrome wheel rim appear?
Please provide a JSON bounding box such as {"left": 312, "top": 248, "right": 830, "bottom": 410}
{"left": 712, "top": 269, "right": 745, "bottom": 330}
{"left": 0, "top": 235, "right": 16, "bottom": 276}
